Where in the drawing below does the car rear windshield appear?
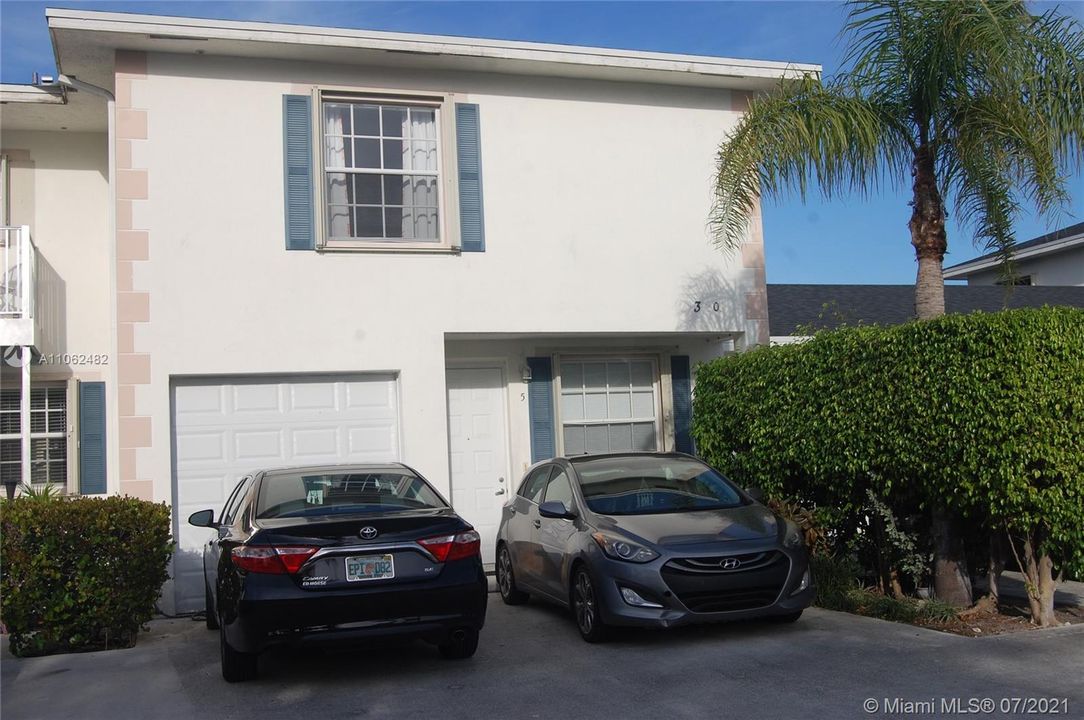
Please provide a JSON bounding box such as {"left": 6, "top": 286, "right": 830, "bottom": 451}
{"left": 256, "top": 470, "right": 447, "bottom": 519}
{"left": 572, "top": 456, "right": 744, "bottom": 515}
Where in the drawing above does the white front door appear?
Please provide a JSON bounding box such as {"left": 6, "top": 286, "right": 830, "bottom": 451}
{"left": 446, "top": 367, "right": 509, "bottom": 567}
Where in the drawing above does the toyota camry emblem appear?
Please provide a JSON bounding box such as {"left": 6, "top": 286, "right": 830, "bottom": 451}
{"left": 721, "top": 557, "right": 741, "bottom": 570}
{"left": 359, "top": 526, "right": 379, "bottom": 540}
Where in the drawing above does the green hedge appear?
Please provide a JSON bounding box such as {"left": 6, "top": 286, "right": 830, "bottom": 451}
{"left": 0, "top": 496, "right": 173, "bottom": 656}
{"left": 692, "top": 307, "right": 1084, "bottom": 575}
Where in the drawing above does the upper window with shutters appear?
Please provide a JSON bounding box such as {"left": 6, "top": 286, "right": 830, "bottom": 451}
{"left": 282, "top": 88, "right": 484, "bottom": 253}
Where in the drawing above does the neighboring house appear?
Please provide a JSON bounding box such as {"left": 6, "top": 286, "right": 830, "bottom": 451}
{"left": 0, "top": 9, "right": 815, "bottom": 613}
{"left": 767, "top": 283, "right": 1084, "bottom": 343}
{"left": 942, "top": 221, "right": 1084, "bottom": 286}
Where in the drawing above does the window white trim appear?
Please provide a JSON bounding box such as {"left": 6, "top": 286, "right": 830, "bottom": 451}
{"left": 310, "top": 85, "right": 461, "bottom": 253}
{"left": 0, "top": 380, "right": 71, "bottom": 488}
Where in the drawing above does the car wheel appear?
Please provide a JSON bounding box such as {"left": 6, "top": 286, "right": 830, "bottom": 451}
{"left": 771, "top": 610, "right": 804, "bottom": 624}
{"left": 219, "top": 621, "right": 258, "bottom": 682}
{"left": 496, "top": 545, "right": 529, "bottom": 605}
{"left": 571, "top": 566, "right": 608, "bottom": 643}
{"left": 438, "top": 627, "right": 480, "bottom": 659}
{"left": 204, "top": 582, "right": 219, "bottom": 630}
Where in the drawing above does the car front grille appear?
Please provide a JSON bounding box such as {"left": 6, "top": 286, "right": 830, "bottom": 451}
{"left": 661, "top": 551, "right": 790, "bottom": 613}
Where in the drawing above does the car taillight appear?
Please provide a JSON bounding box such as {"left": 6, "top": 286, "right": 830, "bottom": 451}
{"left": 418, "top": 530, "right": 481, "bottom": 562}
{"left": 232, "top": 545, "right": 318, "bottom": 574}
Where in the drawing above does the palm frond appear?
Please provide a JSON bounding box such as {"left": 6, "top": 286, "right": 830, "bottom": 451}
{"left": 711, "top": 75, "right": 901, "bottom": 250}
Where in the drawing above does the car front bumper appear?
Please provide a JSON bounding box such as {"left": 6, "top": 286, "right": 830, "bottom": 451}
{"left": 222, "top": 559, "right": 488, "bottom": 653}
{"left": 590, "top": 545, "right": 814, "bottom": 629}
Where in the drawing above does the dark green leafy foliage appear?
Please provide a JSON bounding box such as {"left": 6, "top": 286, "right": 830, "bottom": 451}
{"left": 693, "top": 308, "right": 1084, "bottom": 581}
{"left": 0, "top": 496, "right": 173, "bottom": 656}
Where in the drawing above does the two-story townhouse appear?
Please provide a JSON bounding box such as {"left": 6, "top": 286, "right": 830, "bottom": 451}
{"left": 0, "top": 9, "right": 817, "bottom": 614}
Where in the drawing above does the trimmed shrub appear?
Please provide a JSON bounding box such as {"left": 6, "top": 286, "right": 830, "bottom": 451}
{"left": 0, "top": 495, "right": 172, "bottom": 656}
{"left": 693, "top": 308, "right": 1084, "bottom": 623}
{"left": 810, "top": 554, "right": 860, "bottom": 611}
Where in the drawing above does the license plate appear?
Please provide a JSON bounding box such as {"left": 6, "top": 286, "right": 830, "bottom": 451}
{"left": 345, "top": 554, "right": 395, "bottom": 582}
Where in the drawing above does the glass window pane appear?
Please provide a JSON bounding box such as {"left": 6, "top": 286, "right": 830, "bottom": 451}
{"left": 48, "top": 411, "right": 65, "bottom": 433}
{"left": 383, "top": 175, "right": 405, "bottom": 206}
{"left": 354, "top": 139, "right": 380, "bottom": 169}
{"left": 399, "top": 208, "right": 415, "bottom": 240}
{"left": 383, "top": 139, "right": 405, "bottom": 170}
{"left": 0, "top": 438, "right": 19, "bottom": 462}
{"left": 354, "top": 105, "right": 380, "bottom": 136}
{"left": 384, "top": 208, "right": 404, "bottom": 238}
{"left": 355, "top": 207, "right": 384, "bottom": 238}
{"left": 48, "top": 437, "right": 66, "bottom": 459}
{"left": 327, "top": 206, "right": 352, "bottom": 238}
{"left": 30, "top": 389, "right": 46, "bottom": 409}
{"left": 632, "top": 391, "right": 655, "bottom": 419}
{"left": 561, "top": 393, "right": 584, "bottom": 422}
{"left": 325, "top": 173, "right": 353, "bottom": 205}
{"left": 608, "top": 424, "right": 633, "bottom": 452}
{"left": 323, "top": 103, "right": 352, "bottom": 135}
{"left": 30, "top": 411, "right": 46, "bottom": 433}
{"left": 410, "top": 108, "right": 436, "bottom": 139}
{"left": 413, "top": 210, "right": 438, "bottom": 240}
{"left": 607, "top": 392, "right": 631, "bottom": 420}
{"left": 354, "top": 174, "right": 381, "bottom": 204}
{"left": 584, "top": 392, "right": 607, "bottom": 421}
{"left": 632, "top": 423, "right": 657, "bottom": 451}
{"left": 562, "top": 363, "right": 583, "bottom": 391}
{"left": 416, "top": 177, "right": 438, "bottom": 207}
{"left": 325, "top": 136, "right": 351, "bottom": 168}
{"left": 411, "top": 141, "right": 438, "bottom": 172}
{"left": 0, "top": 411, "right": 18, "bottom": 434}
{"left": 585, "top": 425, "right": 609, "bottom": 454}
{"left": 563, "top": 426, "right": 586, "bottom": 456}
{"left": 382, "top": 107, "right": 406, "bottom": 137}
{"left": 607, "top": 362, "right": 630, "bottom": 389}
{"left": 583, "top": 363, "right": 607, "bottom": 391}
{"left": 630, "top": 361, "right": 654, "bottom": 389}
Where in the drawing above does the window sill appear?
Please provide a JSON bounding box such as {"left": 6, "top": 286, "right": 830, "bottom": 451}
{"left": 318, "top": 242, "right": 461, "bottom": 255}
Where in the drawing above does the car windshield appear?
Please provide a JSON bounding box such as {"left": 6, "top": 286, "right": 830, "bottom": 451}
{"left": 256, "top": 469, "right": 447, "bottom": 519}
{"left": 572, "top": 456, "right": 745, "bottom": 515}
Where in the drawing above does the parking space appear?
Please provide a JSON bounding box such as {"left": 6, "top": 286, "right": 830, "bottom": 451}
{"left": 3, "top": 602, "right": 1083, "bottom": 720}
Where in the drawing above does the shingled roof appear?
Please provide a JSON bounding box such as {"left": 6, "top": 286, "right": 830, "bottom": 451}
{"left": 767, "top": 284, "right": 1084, "bottom": 336}
{"left": 943, "top": 220, "right": 1084, "bottom": 272}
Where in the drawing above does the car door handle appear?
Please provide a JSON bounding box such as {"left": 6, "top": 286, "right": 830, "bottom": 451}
{"left": 533, "top": 519, "right": 541, "bottom": 528}
{"left": 494, "top": 488, "right": 506, "bottom": 495}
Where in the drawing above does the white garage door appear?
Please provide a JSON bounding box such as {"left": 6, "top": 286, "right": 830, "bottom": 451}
{"left": 172, "top": 374, "right": 400, "bottom": 613}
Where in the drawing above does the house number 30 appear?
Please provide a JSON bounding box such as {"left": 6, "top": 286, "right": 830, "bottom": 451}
{"left": 693, "top": 301, "right": 721, "bottom": 312}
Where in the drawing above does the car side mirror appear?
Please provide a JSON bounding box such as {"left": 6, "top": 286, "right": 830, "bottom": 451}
{"left": 538, "top": 500, "right": 576, "bottom": 520}
{"left": 188, "top": 509, "right": 217, "bottom": 528}
{"left": 744, "top": 487, "right": 766, "bottom": 503}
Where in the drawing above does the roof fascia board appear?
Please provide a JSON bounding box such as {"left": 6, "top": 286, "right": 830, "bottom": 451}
{"left": 943, "top": 235, "right": 1084, "bottom": 278}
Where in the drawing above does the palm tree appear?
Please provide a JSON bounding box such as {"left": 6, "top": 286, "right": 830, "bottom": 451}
{"left": 712, "top": 0, "right": 1084, "bottom": 606}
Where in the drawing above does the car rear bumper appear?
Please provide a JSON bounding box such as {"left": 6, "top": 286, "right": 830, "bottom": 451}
{"left": 222, "top": 560, "right": 488, "bottom": 653}
{"left": 591, "top": 546, "right": 814, "bottom": 629}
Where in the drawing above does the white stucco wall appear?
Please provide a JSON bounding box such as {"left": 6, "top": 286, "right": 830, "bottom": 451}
{"left": 963, "top": 245, "right": 1084, "bottom": 286}
{"left": 0, "top": 129, "right": 111, "bottom": 375}
{"left": 127, "top": 52, "right": 761, "bottom": 506}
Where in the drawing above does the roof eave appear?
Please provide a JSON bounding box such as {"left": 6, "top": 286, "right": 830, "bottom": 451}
{"left": 942, "top": 235, "right": 1084, "bottom": 278}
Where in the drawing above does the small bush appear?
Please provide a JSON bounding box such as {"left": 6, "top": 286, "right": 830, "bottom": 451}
{"left": 0, "top": 495, "right": 172, "bottom": 656}
{"left": 811, "top": 554, "right": 860, "bottom": 611}
{"left": 916, "top": 598, "right": 960, "bottom": 623}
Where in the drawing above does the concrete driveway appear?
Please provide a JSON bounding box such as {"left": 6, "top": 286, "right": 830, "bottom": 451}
{"left": 3, "top": 601, "right": 1082, "bottom": 720}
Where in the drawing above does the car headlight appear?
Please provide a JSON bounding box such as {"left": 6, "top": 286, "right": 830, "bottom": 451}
{"left": 783, "top": 520, "right": 804, "bottom": 548}
{"left": 591, "top": 532, "right": 659, "bottom": 563}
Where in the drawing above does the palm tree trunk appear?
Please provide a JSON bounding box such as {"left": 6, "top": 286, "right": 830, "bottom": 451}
{"left": 910, "top": 142, "right": 972, "bottom": 607}
{"left": 909, "top": 143, "right": 947, "bottom": 320}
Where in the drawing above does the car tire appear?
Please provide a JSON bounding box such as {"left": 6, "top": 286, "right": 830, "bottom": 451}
{"left": 496, "top": 545, "right": 529, "bottom": 605}
{"left": 571, "top": 565, "right": 608, "bottom": 643}
{"left": 438, "top": 627, "right": 480, "bottom": 660}
{"left": 204, "top": 582, "right": 219, "bottom": 630}
{"left": 220, "top": 621, "right": 258, "bottom": 682}
{"left": 771, "top": 610, "right": 804, "bottom": 624}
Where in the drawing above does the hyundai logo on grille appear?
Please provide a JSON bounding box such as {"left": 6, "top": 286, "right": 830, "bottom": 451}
{"left": 721, "top": 557, "right": 741, "bottom": 570}
{"left": 359, "top": 526, "right": 379, "bottom": 540}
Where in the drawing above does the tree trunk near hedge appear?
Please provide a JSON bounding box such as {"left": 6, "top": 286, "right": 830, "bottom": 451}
{"left": 910, "top": 142, "right": 972, "bottom": 608}
{"left": 1022, "top": 535, "right": 1057, "bottom": 627}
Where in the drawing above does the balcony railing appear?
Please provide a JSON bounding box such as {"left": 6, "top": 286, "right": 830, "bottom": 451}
{"left": 0, "top": 226, "right": 62, "bottom": 353}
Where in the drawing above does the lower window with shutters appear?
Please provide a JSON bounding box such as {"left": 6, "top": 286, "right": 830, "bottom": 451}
{"left": 558, "top": 358, "right": 662, "bottom": 455}
{"left": 0, "top": 384, "right": 69, "bottom": 487}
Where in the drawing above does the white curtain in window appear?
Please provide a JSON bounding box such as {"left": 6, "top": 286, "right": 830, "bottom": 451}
{"left": 324, "top": 109, "right": 351, "bottom": 236}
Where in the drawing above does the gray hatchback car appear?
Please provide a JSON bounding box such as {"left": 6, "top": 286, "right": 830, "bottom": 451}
{"left": 494, "top": 453, "right": 813, "bottom": 641}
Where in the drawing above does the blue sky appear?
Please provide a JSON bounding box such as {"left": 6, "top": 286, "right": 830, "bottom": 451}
{"left": 2, "top": 1, "right": 1082, "bottom": 284}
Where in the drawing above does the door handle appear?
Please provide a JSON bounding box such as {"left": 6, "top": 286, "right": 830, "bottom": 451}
{"left": 495, "top": 488, "right": 506, "bottom": 496}
{"left": 533, "top": 519, "right": 541, "bottom": 528}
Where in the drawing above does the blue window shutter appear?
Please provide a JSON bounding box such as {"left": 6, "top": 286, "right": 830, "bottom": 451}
{"left": 455, "top": 103, "right": 485, "bottom": 252}
{"left": 78, "top": 381, "right": 107, "bottom": 494}
{"left": 527, "top": 357, "right": 555, "bottom": 462}
{"left": 283, "top": 94, "right": 315, "bottom": 251}
{"left": 671, "top": 356, "right": 694, "bottom": 454}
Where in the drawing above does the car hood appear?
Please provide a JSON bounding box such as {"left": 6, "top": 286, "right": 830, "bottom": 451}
{"left": 594, "top": 504, "right": 779, "bottom": 548}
